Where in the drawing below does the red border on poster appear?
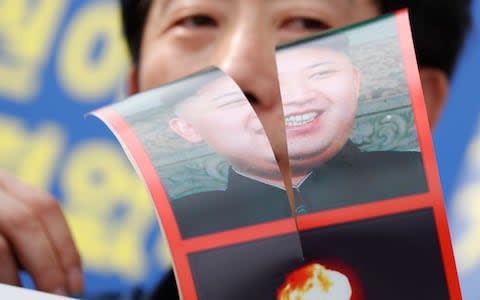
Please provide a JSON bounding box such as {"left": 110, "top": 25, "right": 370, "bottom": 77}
{"left": 395, "top": 9, "right": 462, "bottom": 299}
{"left": 94, "top": 107, "right": 198, "bottom": 300}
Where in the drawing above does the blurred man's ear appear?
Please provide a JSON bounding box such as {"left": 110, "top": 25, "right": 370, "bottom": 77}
{"left": 169, "top": 118, "right": 204, "bottom": 143}
{"left": 419, "top": 67, "right": 449, "bottom": 128}
{"left": 128, "top": 68, "right": 140, "bottom": 96}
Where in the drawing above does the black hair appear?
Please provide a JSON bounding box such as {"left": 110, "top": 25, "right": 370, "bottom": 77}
{"left": 376, "top": 0, "right": 472, "bottom": 76}
{"left": 120, "top": 0, "right": 152, "bottom": 66}
{"left": 120, "top": 0, "right": 472, "bottom": 77}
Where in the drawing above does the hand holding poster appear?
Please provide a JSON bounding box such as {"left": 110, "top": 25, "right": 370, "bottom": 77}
{"left": 91, "top": 10, "right": 461, "bottom": 300}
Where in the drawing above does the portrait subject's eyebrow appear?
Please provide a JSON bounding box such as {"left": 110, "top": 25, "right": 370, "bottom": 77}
{"left": 216, "top": 98, "right": 245, "bottom": 109}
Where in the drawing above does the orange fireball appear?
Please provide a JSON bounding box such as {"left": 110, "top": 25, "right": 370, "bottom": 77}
{"left": 277, "top": 263, "right": 352, "bottom": 300}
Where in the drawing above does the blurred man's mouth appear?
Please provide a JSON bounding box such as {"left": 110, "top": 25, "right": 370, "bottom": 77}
{"left": 285, "top": 111, "right": 320, "bottom": 127}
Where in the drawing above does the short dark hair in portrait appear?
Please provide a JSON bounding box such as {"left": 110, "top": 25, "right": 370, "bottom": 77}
{"left": 278, "top": 31, "right": 351, "bottom": 54}
{"left": 186, "top": 209, "right": 449, "bottom": 300}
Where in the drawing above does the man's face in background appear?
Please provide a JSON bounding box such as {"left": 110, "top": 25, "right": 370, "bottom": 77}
{"left": 135, "top": 0, "right": 378, "bottom": 93}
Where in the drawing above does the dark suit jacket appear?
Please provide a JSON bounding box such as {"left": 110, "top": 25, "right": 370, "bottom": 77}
{"left": 171, "top": 142, "right": 428, "bottom": 239}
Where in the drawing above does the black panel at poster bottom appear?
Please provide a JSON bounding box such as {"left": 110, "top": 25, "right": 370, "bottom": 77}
{"left": 188, "top": 208, "right": 449, "bottom": 300}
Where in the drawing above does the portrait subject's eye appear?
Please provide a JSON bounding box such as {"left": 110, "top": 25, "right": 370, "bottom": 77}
{"left": 175, "top": 14, "right": 217, "bottom": 29}
{"left": 309, "top": 69, "right": 336, "bottom": 79}
{"left": 216, "top": 97, "right": 246, "bottom": 109}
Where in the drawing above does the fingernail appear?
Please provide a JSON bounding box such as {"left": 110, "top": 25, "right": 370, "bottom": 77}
{"left": 53, "top": 287, "right": 67, "bottom": 296}
{"left": 68, "top": 267, "right": 85, "bottom": 294}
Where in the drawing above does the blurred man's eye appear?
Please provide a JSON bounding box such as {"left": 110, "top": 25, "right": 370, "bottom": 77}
{"left": 176, "top": 15, "right": 217, "bottom": 28}
{"left": 282, "top": 17, "right": 330, "bottom": 32}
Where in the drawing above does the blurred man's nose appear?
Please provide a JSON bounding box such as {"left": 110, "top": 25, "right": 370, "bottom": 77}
{"left": 212, "top": 15, "right": 294, "bottom": 194}
{"left": 213, "top": 17, "right": 281, "bottom": 110}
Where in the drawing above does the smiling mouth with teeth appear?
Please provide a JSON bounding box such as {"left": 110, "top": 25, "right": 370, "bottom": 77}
{"left": 285, "top": 111, "right": 319, "bottom": 127}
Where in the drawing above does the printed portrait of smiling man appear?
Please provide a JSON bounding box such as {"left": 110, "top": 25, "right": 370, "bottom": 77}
{"left": 167, "top": 34, "right": 428, "bottom": 238}
{"left": 277, "top": 38, "right": 360, "bottom": 175}
{"left": 277, "top": 34, "right": 428, "bottom": 214}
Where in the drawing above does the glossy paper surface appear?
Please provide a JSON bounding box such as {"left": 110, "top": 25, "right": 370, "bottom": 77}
{"left": 93, "top": 11, "right": 461, "bottom": 300}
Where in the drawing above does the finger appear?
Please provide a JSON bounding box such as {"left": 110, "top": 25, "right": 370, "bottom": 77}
{"left": 0, "top": 235, "right": 21, "bottom": 286}
{"left": 0, "top": 171, "right": 84, "bottom": 294}
{"left": 19, "top": 190, "right": 84, "bottom": 294}
{"left": 0, "top": 190, "right": 67, "bottom": 295}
